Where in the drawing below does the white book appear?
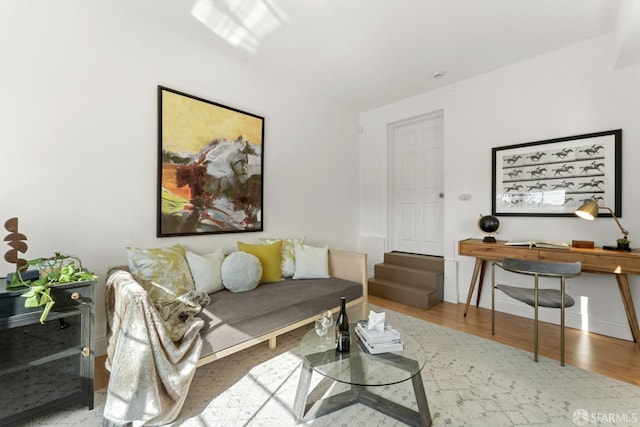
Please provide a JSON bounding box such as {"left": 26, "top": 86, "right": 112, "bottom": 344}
{"left": 356, "top": 320, "right": 401, "bottom": 344}
{"left": 355, "top": 327, "right": 404, "bottom": 354}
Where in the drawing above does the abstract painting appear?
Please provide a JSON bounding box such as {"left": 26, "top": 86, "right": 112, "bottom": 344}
{"left": 158, "top": 86, "right": 264, "bottom": 236}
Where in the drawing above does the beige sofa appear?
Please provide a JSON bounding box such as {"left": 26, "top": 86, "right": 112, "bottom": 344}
{"left": 107, "top": 249, "right": 368, "bottom": 367}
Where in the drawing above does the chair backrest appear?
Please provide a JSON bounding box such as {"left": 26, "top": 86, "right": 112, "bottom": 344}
{"left": 502, "top": 258, "right": 581, "bottom": 278}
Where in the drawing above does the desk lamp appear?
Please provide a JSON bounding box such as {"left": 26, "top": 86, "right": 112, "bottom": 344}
{"left": 575, "top": 200, "right": 630, "bottom": 250}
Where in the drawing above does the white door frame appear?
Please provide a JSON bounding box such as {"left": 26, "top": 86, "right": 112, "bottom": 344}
{"left": 387, "top": 110, "right": 444, "bottom": 256}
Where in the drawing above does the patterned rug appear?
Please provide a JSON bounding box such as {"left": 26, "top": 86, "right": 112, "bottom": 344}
{"left": 24, "top": 306, "right": 640, "bottom": 426}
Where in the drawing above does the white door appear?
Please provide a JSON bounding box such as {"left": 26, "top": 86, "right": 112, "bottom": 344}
{"left": 389, "top": 112, "right": 444, "bottom": 255}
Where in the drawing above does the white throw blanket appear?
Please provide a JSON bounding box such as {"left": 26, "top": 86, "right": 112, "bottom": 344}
{"left": 104, "top": 269, "right": 210, "bottom": 426}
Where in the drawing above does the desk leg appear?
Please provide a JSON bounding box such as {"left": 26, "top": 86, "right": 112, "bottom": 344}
{"left": 475, "top": 261, "right": 487, "bottom": 307}
{"left": 615, "top": 274, "right": 640, "bottom": 349}
{"left": 464, "top": 259, "right": 485, "bottom": 317}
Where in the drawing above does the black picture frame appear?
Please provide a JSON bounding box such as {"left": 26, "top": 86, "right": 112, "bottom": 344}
{"left": 492, "top": 129, "right": 622, "bottom": 217}
{"left": 157, "top": 86, "right": 265, "bottom": 236}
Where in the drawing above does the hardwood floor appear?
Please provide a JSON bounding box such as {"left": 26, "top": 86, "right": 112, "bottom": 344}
{"left": 371, "top": 295, "right": 640, "bottom": 386}
{"left": 95, "top": 354, "right": 109, "bottom": 391}
{"left": 94, "top": 296, "right": 640, "bottom": 390}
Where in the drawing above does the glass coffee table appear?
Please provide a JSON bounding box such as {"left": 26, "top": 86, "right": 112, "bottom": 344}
{"left": 293, "top": 323, "right": 432, "bottom": 426}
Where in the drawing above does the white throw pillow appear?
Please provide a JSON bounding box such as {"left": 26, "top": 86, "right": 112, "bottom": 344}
{"left": 293, "top": 243, "right": 330, "bottom": 279}
{"left": 221, "top": 251, "right": 262, "bottom": 292}
{"left": 186, "top": 248, "right": 225, "bottom": 294}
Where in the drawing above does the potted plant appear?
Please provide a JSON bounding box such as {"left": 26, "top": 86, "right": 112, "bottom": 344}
{"left": 7, "top": 252, "right": 97, "bottom": 323}
{"left": 616, "top": 237, "right": 631, "bottom": 251}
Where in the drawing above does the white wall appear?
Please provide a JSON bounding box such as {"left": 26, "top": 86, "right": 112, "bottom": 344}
{"left": 0, "top": 2, "right": 360, "bottom": 354}
{"left": 360, "top": 33, "right": 640, "bottom": 341}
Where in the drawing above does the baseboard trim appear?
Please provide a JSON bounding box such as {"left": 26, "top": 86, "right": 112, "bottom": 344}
{"left": 480, "top": 296, "right": 635, "bottom": 342}
{"left": 94, "top": 335, "right": 108, "bottom": 357}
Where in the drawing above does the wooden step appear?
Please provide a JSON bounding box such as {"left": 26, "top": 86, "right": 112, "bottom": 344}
{"left": 368, "top": 252, "right": 444, "bottom": 310}
{"left": 368, "top": 277, "right": 443, "bottom": 310}
{"left": 374, "top": 263, "right": 441, "bottom": 289}
{"left": 384, "top": 252, "right": 444, "bottom": 272}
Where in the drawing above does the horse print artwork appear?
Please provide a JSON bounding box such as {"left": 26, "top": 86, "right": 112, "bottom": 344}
{"left": 492, "top": 130, "right": 621, "bottom": 217}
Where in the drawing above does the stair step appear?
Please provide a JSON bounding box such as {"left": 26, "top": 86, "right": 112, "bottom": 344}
{"left": 368, "top": 278, "right": 443, "bottom": 310}
{"left": 373, "top": 263, "right": 442, "bottom": 288}
{"left": 369, "top": 251, "right": 445, "bottom": 310}
{"left": 384, "top": 252, "right": 444, "bottom": 272}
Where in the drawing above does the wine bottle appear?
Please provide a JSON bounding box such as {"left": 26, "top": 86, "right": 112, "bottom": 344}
{"left": 336, "top": 296, "right": 350, "bottom": 352}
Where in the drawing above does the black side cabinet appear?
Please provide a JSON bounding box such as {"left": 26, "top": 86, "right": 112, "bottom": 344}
{"left": 0, "top": 279, "right": 95, "bottom": 425}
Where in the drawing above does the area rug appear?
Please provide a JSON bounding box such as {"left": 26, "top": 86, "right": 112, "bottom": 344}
{"left": 25, "top": 306, "right": 640, "bottom": 426}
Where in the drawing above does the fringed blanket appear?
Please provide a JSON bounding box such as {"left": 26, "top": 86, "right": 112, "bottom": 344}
{"left": 104, "top": 269, "right": 210, "bottom": 426}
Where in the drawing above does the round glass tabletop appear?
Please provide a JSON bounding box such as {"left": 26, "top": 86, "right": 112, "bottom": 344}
{"left": 299, "top": 322, "right": 426, "bottom": 387}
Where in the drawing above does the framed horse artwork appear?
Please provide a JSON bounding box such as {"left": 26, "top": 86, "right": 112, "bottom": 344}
{"left": 492, "top": 129, "right": 621, "bottom": 217}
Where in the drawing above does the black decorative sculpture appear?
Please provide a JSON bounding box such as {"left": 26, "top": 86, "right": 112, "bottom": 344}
{"left": 478, "top": 214, "right": 500, "bottom": 243}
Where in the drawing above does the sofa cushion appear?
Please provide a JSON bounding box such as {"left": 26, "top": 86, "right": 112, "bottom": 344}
{"left": 238, "top": 240, "right": 282, "bottom": 283}
{"left": 221, "top": 251, "right": 262, "bottom": 292}
{"left": 293, "top": 243, "right": 330, "bottom": 279}
{"left": 126, "top": 244, "right": 195, "bottom": 303}
{"left": 186, "top": 248, "right": 225, "bottom": 294}
{"left": 259, "top": 237, "right": 305, "bottom": 278}
{"left": 199, "top": 276, "right": 362, "bottom": 355}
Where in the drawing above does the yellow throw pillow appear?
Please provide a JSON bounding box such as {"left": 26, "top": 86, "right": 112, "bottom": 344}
{"left": 238, "top": 240, "right": 283, "bottom": 283}
{"left": 259, "top": 237, "right": 305, "bottom": 278}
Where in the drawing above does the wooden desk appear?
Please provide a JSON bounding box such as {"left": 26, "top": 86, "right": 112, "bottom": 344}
{"left": 459, "top": 238, "right": 640, "bottom": 351}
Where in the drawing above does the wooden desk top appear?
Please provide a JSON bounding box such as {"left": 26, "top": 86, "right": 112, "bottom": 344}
{"left": 459, "top": 238, "right": 640, "bottom": 275}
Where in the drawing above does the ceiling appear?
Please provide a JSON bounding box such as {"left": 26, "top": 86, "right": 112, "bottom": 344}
{"left": 129, "top": 0, "right": 622, "bottom": 111}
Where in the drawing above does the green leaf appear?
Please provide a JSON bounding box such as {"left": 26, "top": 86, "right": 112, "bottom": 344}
{"left": 20, "top": 287, "right": 40, "bottom": 298}
{"left": 23, "top": 295, "right": 40, "bottom": 308}
{"left": 7, "top": 275, "right": 27, "bottom": 289}
{"left": 40, "top": 301, "right": 55, "bottom": 324}
{"left": 31, "top": 277, "right": 47, "bottom": 287}
{"left": 40, "top": 288, "right": 53, "bottom": 303}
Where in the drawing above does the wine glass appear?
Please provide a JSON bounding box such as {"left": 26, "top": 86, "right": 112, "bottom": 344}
{"left": 315, "top": 310, "right": 333, "bottom": 350}
{"left": 320, "top": 310, "right": 333, "bottom": 329}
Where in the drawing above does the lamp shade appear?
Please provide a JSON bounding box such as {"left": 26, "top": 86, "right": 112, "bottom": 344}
{"left": 575, "top": 200, "right": 600, "bottom": 220}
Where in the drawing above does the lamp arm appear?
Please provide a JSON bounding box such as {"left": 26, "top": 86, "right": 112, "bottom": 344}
{"left": 602, "top": 207, "right": 629, "bottom": 238}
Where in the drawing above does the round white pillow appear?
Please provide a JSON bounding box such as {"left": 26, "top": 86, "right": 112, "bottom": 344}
{"left": 221, "top": 251, "right": 262, "bottom": 292}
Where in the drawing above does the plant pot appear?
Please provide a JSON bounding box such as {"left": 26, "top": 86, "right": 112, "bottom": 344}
{"left": 39, "top": 257, "right": 65, "bottom": 279}
{"left": 617, "top": 242, "right": 630, "bottom": 251}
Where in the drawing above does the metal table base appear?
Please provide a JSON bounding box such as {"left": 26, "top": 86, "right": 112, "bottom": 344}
{"left": 293, "top": 349, "right": 432, "bottom": 426}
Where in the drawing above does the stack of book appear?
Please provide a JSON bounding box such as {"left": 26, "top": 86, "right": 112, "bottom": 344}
{"left": 355, "top": 320, "right": 404, "bottom": 354}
